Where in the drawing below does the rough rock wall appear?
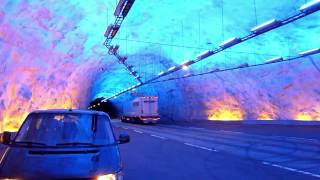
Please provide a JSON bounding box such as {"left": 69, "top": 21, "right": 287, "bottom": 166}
{"left": 0, "top": 0, "right": 115, "bottom": 131}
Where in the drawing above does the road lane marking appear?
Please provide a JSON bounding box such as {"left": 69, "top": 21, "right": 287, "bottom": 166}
{"left": 134, "top": 130, "right": 143, "bottom": 134}
{"left": 188, "top": 127, "right": 205, "bottom": 130}
{"left": 287, "top": 137, "right": 318, "bottom": 142}
{"left": 123, "top": 127, "right": 128, "bottom": 130}
{"left": 262, "top": 162, "right": 320, "bottom": 178}
{"left": 151, "top": 135, "right": 167, "bottom": 140}
{"left": 184, "top": 143, "right": 217, "bottom": 152}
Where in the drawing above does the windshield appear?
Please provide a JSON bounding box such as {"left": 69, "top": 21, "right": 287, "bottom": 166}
{"left": 14, "top": 113, "right": 115, "bottom": 146}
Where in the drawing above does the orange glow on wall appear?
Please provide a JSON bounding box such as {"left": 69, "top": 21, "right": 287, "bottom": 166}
{"left": 295, "top": 113, "right": 313, "bottom": 121}
{"left": 208, "top": 108, "right": 243, "bottom": 120}
{"left": 1, "top": 90, "right": 79, "bottom": 132}
{"left": 257, "top": 113, "right": 274, "bottom": 120}
{"left": 294, "top": 108, "right": 320, "bottom": 121}
{"left": 256, "top": 102, "right": 278, "bottom": 120}
{"left": 0, "top": 59, "right": 97, "bottom": 133}
{"left": 206, "top": 94, "right": 244, "bottom": 121}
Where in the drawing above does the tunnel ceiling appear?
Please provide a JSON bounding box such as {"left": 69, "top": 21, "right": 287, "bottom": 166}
{"left": 0, "top": 0, "right": 320, "bottom": 130}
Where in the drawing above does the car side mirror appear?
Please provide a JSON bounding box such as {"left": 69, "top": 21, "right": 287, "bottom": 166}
{"left": 118, "top": 134, "right": 130, "bottom": 144}
{"left": 1, "top": 131, "right": 13, "bottom": 145}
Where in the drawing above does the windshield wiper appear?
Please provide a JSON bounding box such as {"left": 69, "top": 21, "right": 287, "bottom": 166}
{"left": 56, "top": 142, "right": 95, "bottom": 146}
{"left": 13, "top": 141, "right": 47, "bottom": 146}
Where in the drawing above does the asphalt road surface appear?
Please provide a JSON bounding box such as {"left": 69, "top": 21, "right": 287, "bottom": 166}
{"left": 112, "top": 120, "right": 320, "bottom": 180}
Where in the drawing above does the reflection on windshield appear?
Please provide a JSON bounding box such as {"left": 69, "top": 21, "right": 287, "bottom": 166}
{"left": 14, "top": 113, "right": 115, "bottom": 146}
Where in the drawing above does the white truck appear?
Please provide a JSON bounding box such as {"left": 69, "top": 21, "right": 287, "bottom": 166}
{"left": 121, "top": 96, "right": 160, "bottom": 124}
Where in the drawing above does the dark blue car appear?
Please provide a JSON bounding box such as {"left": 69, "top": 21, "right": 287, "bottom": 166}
{"left": 0, "top": 109, "right": 129, "bottom": 180}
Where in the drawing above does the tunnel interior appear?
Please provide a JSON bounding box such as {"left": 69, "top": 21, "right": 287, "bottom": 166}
{"left": 0, "top": 0, "right": 319, "bottom": 131}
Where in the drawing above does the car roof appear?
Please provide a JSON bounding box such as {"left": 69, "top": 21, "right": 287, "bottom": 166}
{"left": 30, "top": 109, "right": 109, "bottom": 116}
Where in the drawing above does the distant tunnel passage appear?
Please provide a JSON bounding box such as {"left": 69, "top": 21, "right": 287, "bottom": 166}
{"left": 89, "top": 98, "right": 119, "bottom": 118}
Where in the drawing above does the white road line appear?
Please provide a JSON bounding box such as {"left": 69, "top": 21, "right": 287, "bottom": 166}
{"left": 262, "top": 162, "right": 320, "bottom": 178}
{"left": 184, "top": 143, "right": 217, "bottom": 152}
{"left": 123, "top": 127, "right": 128, "bottom": 130}
{"left": 151, "top": 135, "right": 167, "bottom": 140}
{"left": 219, "top": 130, "right": 243, "bottom": 134}
{"left": 134, "top": 130, "right": 143, "bottom": 134}
{"left": 287, "top": 137, "right": 318, "bottom": 142}
{"left": 188, "top": 127, "right": 205, "bottom": 130}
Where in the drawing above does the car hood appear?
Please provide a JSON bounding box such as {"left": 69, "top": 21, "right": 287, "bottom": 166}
{"left": 0, "top": 145, "right": 121, "bottom": 179}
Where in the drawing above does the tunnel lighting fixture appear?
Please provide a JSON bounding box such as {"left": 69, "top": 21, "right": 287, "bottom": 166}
{"left": 113, "top": 45, "right": 119, "bottom": 51}
{"left": 114, "top": 0, "right": 127, "bottom": 16}
{"left": 168, "top": 66, "right": 177, "bottom": 72}
{"left": 108, "top": 46, "right": 114, "bottom": 55}
{"left": 131, "top": 71, "right": 137, "bottom": 76}
{"left": 299, "top": 48, "right": 320, "bottom": 56}
{"left": 250, "top": 19, "right": 280, "bottom": 34}
{"left": 110, "top": 45, "right": 120, "bottom": 55}
{"left": 111, "top": 25, "right": 120, "bottom": 38}
{"left": 158, "top": 71, "right": 165, "bottom": 76}
{"left": 265, "top": 57, "right": 283, "bottom": 64}
{"left": 104, "top": 24, "right": 113, "bottom": 37}
{"left": 237, "top": 63, "right": 249, "bottom": 68}
{"left": 196, "top": 50, "right": 214, "bottom": 60}
{"left": 219, "top": 37, "right": 241, "bottom": 48}
{"left": 180, "top": 60, "right": 195, "bottom": 66}
{"left": 119, "top": 56, "right": 127, "bottom": 64}
{"left": 122, "top": 0, "right": 135, "bottom": 17}
{"left": 127, "top": 65, "right": 133, "bottom": 71}
{"left": 299, "top": 0, "right": 320, "bottom": 13}
{"left": 182, "top": 65, "right": 189, "bottom": 70}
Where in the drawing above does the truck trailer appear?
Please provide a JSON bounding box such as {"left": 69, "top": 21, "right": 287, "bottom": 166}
{"left": 121, "top": 96, "right": 160, "bottom": 124}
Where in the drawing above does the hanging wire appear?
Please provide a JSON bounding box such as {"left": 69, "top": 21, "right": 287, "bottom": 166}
{"left": 145, "top": 55, "right": 317, "bottom": 85}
